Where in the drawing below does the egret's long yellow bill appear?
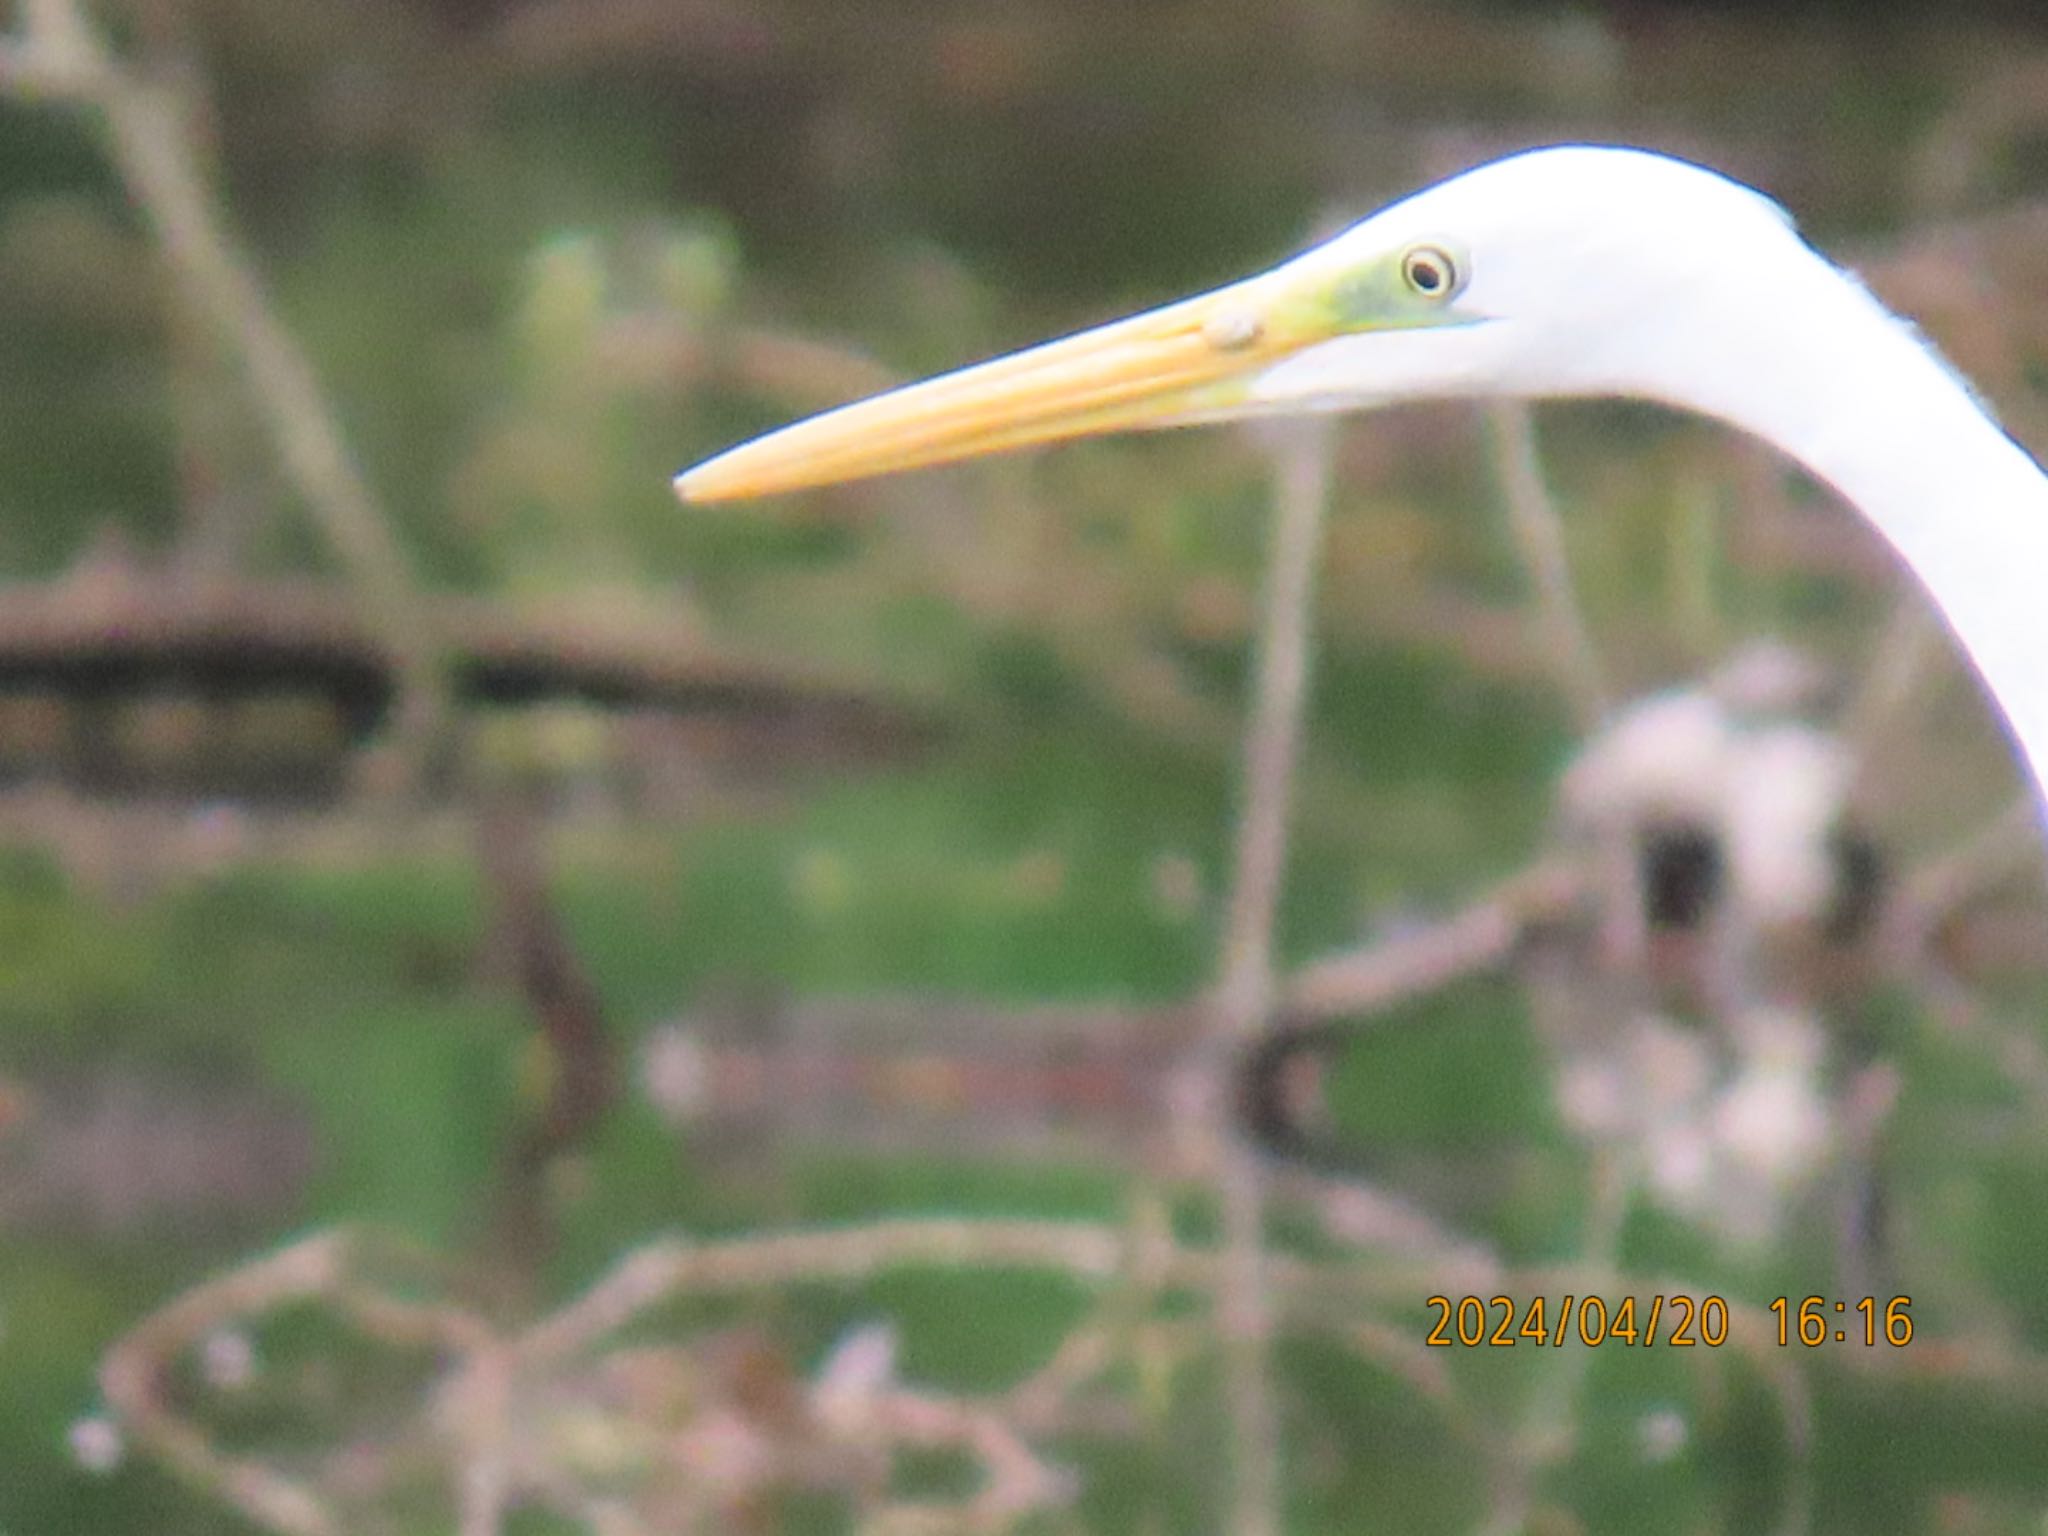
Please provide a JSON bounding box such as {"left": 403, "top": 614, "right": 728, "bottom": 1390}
{"left": 676, "top": 277, "right": 1319, "bottom": 504}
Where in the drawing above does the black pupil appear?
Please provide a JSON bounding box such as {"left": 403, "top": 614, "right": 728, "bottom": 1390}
{"left": 1410, "top": 257, "right": 1442, "bottom": 292}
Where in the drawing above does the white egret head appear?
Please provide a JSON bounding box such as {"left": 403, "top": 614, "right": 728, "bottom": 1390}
{"left": 675, "top": 147, "right": 1804, "bottom": 502}
{"left": 675, "top": 144, "right": 2048, "bottom": 803}
{"left": 1239, "top": 146, "right": 1804, "bottom": 416}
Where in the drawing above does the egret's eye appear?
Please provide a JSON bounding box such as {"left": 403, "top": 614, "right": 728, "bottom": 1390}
{"left": 1400, "top": 245, "right": 1458, "bottom": 300}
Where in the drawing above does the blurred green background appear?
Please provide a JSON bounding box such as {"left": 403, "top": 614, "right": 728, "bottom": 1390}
{"left": 2, "top": 1, "right": 2048, "bottom": 1533}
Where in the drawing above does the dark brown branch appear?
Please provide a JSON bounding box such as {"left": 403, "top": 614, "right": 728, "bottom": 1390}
{"left": 476, "top": 799, "right": 618, "bottom": 1272}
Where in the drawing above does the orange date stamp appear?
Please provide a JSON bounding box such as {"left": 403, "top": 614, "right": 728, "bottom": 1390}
{"left": 1424, "top": 1293, "right": 1729, "bottom": 1348}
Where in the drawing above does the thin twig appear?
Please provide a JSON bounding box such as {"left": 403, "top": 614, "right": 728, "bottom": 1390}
{"left": 446, "top": 1349, "right": 514, "bottom": 1536}
{"left": 1472, "top": 1151, "right": 1633, "bottom": 1536}
{"left": 1668, "top": 471, "right": 1724, "bottom": 662}
{"left": 1484, "top": 401, "right": 1608, "bottom": 729}
{"left": 99, "top": 1233, "right": 355, "bottom": 1536}
{"left": 1844, "top": 597, "right": 1942, "bottom": 752}
{"left": 1205, "top": 420, "right": 1336, "bottom": 1536}
{"left": 1889, "top": 794, "right": 2044, "bottom": 957}
{"left": 477, "top": 797, "right": 618, "bottom": 1279}
{"left": 521, "top": 1221, "right": 1134, "bottom": 1362}
{"left": 1282, "top": 855, "right": 1587, "bottom": 1022}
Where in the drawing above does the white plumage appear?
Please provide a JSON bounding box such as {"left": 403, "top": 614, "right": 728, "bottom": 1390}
{"left": 681, "top": 146, "right": 2048, "bottom": 813}
{"left": 1252, "top": 148, "right": 2048, "bottom": 799}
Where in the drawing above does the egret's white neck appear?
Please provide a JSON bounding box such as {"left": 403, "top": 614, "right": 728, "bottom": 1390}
{"left": 1651, "top": 253, "right": 2048, "bottom": 808}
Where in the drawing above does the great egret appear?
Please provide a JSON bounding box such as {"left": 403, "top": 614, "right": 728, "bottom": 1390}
{"left": 676, "top": 145, "right": 2048, "bottom": 806}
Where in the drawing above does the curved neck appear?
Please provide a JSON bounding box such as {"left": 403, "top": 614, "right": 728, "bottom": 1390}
{"left": 1658, "top": 256, "right": 2048, "bottom": 807}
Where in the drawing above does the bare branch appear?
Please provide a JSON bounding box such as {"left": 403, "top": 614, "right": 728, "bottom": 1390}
{"left": 1890, "top": 795, "right": 2044, "bottom": 957}
{"left": 99, "top": 1233, "right": 354, "bottom": 1536}
{"left": 0, "top": 0, "right": 449, "bottom": 791}
{"left": 1484, "top": 400, "right": 1608, "bottom": 728}
{"left": 1282, "top": 855, "right": 1587, "bottom": 1022}
{"left": 522, "top": 1222, "right": 1134, "bottom": 1362}
{"left": 1205, "top": 420, "right": 1336, "bottom": 1536}
{"left": 1472, "top": 1152, "right": 1633, "bottom": 1536}
{"left": 1844, "top": 597, "right": 1942, "bottom": 753}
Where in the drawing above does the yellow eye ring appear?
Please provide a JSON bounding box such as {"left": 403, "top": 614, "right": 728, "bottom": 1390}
{"left": 1400, "top": 244, "right": 1459, "bottom": 300}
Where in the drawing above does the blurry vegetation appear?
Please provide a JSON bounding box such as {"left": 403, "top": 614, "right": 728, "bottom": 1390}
{"left": 0, "top": 0, "right": 2045, "bottom": 1533}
